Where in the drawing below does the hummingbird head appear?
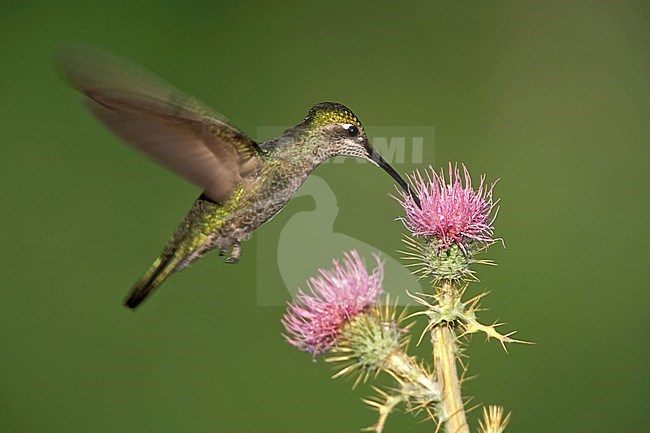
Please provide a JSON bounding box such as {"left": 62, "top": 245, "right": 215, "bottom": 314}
{"left": 301, "top": 102, "right": 420, "bottom": 207}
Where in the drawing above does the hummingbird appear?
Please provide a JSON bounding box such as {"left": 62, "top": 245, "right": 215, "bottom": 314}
{"left": 57, "top": 45, "right": 418, "bottom": 309}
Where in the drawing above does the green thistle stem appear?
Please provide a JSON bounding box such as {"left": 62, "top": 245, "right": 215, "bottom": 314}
{"left": 431, "top": 279, "right": 469, "bottom": 433}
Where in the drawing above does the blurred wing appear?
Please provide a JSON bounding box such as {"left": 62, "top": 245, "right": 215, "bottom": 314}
{"left": 56, "top": 44, "right": 261, "bottom": 202}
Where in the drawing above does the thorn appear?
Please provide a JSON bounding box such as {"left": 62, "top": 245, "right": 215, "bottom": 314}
{"left": 416, "top": 321, "right": 435, "bottom": 346}
{"left": 331, "top": 364, "right": 354, "bottom": 379}
{"left": 464, "top": 398, "right": 481, "bottom": 415}
{"left": 404, "top": 311, "right": 429, "bottom": 320}
{"left": 432, "top": 417, "right": 443, "bottom": 433}
{"left": 362, "top": 398, "right": 382, "bottom": 409}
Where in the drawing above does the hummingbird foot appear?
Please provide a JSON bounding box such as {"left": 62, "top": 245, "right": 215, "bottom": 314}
{"left": 224, "top": 243, "right": 241, "bottom": 264}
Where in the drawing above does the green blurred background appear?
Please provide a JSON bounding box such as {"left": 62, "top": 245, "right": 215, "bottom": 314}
{"left": 1, "top": 1, "right": 648, "bottom": 432}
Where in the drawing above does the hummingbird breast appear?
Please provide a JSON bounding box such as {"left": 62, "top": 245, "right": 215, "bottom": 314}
{"left": 173, "top": 158, "right": 314, "bottom": 269}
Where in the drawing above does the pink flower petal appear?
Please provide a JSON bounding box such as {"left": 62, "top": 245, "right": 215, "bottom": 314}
{"left": 282, "top": 251, "right": 383, "bottom": 355}
{"left": 394, "top": 163, "right": 500, "bottom": 251}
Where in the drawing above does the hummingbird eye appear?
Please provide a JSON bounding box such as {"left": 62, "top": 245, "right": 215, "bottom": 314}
{"left": 346, "top": 125, "right": 359, "bottom": 138}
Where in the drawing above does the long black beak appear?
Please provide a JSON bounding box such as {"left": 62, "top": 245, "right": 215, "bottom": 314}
{"left": 369, "top": 148, "right": 421, "bottom": 208}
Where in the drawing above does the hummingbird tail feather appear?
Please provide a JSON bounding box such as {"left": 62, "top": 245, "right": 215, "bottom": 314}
{"left": 124, "top": 254, "right": 183, "bottom": 309}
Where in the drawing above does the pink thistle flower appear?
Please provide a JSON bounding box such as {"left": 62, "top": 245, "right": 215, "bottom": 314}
{"left": 395, "top": 163, "right": 500, "bottom": 251}
{"left": 282, "top": 251, "right": 383, "bottom": 355}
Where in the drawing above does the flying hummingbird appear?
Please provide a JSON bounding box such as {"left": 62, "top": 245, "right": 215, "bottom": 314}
{"left": 57, "top": 45, "right": 417, "bottom": 309}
